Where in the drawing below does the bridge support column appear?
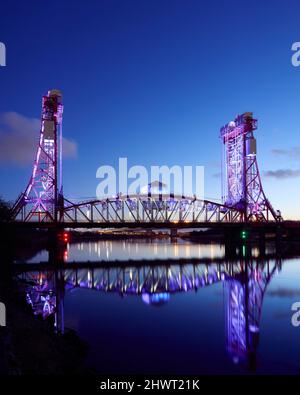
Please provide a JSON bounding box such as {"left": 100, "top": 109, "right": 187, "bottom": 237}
{"left": 224, "top": 229, "right": 238, "bottom": 258}
{"left": 275, "top": 226, "right": 283, "bottom": 255}
{"left": 170, "top": 228, "right": 178, "bottom": 239}
{"left": 48, "top": 228, "right": 65, "bottom": 265}
{"left": 224, "top": 228, "right": 253, "bottom": 258}
{"left": 258, "top": 231, "right": 266, "bottom": 257}
{"left": 0, "top": 224, "right": 15, "bottom": 283}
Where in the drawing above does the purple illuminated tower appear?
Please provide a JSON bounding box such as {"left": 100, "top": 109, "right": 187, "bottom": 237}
{"left": 220, "top": 113, "right": 280, "bottom": 221}
{"left": 12, "top": 90, "right": 63, "bottom": 222}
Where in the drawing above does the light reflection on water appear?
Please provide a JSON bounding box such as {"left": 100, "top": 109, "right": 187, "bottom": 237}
{"left": 16, "top": 240, "right": 300, "bottom": 374}
{"left": 27, "top": 240, "right": 226, "bottom": 263}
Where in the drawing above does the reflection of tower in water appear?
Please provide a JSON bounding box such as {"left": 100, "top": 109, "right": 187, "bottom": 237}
{"left": 24, "top": 269, "right": 65, "bottom": 334}
{"left": 225, "top": 260, "right": 280, "bottom": 370}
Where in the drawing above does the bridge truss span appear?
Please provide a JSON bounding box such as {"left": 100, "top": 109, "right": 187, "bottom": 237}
{"left": 61, "top": 195, "right": 244, "bottom": 224}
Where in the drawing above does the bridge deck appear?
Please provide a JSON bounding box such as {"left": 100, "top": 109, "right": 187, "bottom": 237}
{"left": 3, "top": 220, "right": 289, "bottom": 230}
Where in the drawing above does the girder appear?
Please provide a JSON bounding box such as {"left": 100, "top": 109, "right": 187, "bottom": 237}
{"left": 61, "top": 195, "right": 244, "bottom": 224}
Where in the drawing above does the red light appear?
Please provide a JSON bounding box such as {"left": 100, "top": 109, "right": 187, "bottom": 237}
{"left": 58, "top": 231, "right": 70, "bottom": 243}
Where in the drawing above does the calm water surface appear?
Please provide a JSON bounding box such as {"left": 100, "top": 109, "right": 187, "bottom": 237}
{"left": 17, "top": 240, "right": 300, "bottom": 374}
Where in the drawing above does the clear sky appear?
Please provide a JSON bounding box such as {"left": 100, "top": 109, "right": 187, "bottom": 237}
{"left": 0, "top": 0, "right": 300, "bottom": 218}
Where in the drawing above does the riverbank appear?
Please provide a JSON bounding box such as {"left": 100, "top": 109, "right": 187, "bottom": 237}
{"left": 0, "top": 268, "right": 91, "bottom": 375}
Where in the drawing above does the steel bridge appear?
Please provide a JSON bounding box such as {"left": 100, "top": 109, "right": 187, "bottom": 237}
{"left": 10, "top": 90, "right": 282, "bottom": 228}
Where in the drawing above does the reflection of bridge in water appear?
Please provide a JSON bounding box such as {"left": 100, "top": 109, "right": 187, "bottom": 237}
{"left": 17, "top": 257, "right": 281, "bottom": 371}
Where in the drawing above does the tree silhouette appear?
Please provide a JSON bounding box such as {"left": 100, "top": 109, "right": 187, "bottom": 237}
{"left": 0, "top": 197, "right": 11, "bottom": 222}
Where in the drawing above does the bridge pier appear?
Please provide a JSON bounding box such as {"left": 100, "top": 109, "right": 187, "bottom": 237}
{"left": 170, "top": 228, "right": 178, "bottom": 240}
{"left": 48, "top": 228, "right": 67, "bottom": 265}
{"left": 224, "top": 229, "right": 239, "bottom": 258}
{"left": 224, "top": 227, "right": 254, "bottom": 258}
{"left": 275, "top": 226, "right": 283, "bottom": 247}
{"left": 258, "top": 230, "right": 266, "bottom": 257}
{"left": 0, "top": 224, "right": 15, "bottom": 283}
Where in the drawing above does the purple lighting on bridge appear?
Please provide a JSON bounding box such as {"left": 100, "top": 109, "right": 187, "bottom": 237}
{"left": 11, "top": 92, "right": 282, "bottom": 225}
{"left": 220, "top": 112, "right": 280, "bottom": 222}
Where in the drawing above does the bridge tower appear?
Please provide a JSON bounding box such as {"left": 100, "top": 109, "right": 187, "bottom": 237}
{"left": 220, "top": 113, "right": 279, "bottom": 221}
{"left": 11, "top": 90, "right": 63, "bottom": 222}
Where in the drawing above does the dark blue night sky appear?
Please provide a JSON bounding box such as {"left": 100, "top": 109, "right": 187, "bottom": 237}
{"left": 1, "top": 0, "right": 300, "bottom": 217}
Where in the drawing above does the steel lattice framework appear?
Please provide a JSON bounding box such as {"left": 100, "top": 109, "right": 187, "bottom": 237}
{"left": 61, "top": 195, "right": 243, "bottom": 224}
{"left": 221, "top": 112, "right": 280, "bottom": 222}
{"left": 10, "top": 91, "right": 282, "bottom": 224}
{"left": 11, "top": 90, "right": 63, "bottom": 222}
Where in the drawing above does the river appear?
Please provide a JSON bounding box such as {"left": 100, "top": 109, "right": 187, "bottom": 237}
{"left": 12, "top": 239, "right": 300, "bottom": 374}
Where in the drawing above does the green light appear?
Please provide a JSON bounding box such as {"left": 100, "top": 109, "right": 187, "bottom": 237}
{"left": 241, "top": 230, "right": 247, "bottom": 239}
{"left": 242, "top": 245, "right": 246, "bottom": 257}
